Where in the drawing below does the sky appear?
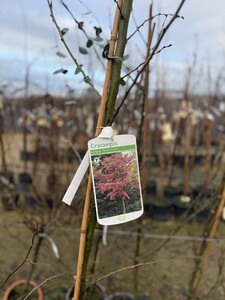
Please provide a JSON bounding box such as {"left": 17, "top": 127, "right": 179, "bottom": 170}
{"left": 1, "top": 0, "right": 225, "bottom": 98}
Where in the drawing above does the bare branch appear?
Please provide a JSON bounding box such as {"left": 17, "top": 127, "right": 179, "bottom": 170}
{"left": 110, "top": 0, "right": 186, "bottom": 124}
{"left": 87, "top": 256, "right": 201, "bottom": 288}
{"left": 0, "top": 223, "right": 38, "bottom": 289}
{"left": 127, "top": 13, "right": 184, "bottom": 41}
{"left": 154, "top": 43, "right": 172, "bottom": 55}
{"left": 22, "top": 273, "right": 65, "bottom": 300}
{"left": 120, "top": 43, "right": 172, "bottom": 81}
{"left": 60, "top": 0, "right": 106, "bottom": 70}
{"left": 130, "top": 10, "right": 148, "bottom": 46}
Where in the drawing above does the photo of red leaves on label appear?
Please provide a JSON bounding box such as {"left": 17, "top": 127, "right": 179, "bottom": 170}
{"left": 92, "top": 151, "right": 142, "bottom": 219}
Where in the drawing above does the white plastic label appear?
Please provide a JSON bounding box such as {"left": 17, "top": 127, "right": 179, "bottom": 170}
{"left": 88, "top": 134, "right": 143, "bottom": 225}
{"left": 62, "top": 151, "right": 89, "bottom": 205}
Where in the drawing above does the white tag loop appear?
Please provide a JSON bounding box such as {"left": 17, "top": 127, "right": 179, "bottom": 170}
{"left": 98, "top": 126, "right": 113, "bottom": 139}
{"left": 62, "top": 127, "right": 113, "bottom": 206}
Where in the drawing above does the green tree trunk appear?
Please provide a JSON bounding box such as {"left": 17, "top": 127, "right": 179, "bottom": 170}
{"left": 105, "top": 0, "right": 133, "bottom": 125}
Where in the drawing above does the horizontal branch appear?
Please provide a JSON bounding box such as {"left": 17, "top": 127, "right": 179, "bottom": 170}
{"left": 87, "top": 255, "right": 201, "bottom": 288}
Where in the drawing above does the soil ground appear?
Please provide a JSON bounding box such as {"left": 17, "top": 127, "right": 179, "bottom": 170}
{"left": 1, "top": 207, "right": 225, "bottom": 299}
{"left": 0, "top": 132, "right": 225, "bottom": 299}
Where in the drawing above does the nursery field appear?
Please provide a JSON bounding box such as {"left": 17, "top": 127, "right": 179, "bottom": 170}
{"left": 1, "top": 207, "right": 225, "bottom": 299}
{"left": 0, "top": 129, "right": 225, "bottom": 299}
{"left": 0, "top": 139, "right": 225, "bottom": 300}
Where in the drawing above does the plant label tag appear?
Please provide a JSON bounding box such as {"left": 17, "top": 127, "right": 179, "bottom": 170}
{"left": 88, "top": 134, "right": 143, "bottom": 226}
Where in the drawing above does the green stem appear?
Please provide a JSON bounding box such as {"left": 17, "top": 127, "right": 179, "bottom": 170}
{"left": 80, "top": 203, "right": 97, "bottom": 299}
{"left": 105, "top": 0, "right": 133, "bottom": 125}
{"left": 24, "top": 235, "right": 43, "bottom": 294}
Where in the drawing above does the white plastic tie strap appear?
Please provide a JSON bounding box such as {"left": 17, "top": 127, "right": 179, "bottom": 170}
{"left": 62, "top": 127, "right": 113, "bottom": 206}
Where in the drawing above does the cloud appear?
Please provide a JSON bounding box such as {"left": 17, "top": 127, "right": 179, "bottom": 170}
{"left": 1, "top": 0, "right": 225, "bottom": 96}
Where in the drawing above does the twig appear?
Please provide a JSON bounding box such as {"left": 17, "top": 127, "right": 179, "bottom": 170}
{"left": 22, "top": 273, "right": 65, "bottom": 300}
{"left": 154, "top": 43, "right": 172, "bottom": 54}
{"left": 120, "top": 43, "right": 172, "bottom": 81}
{"left": 87, "top": 256, "right": 201, "bottom": 288}
{"left": 139, "top": 190, "right": 219, "bottom": 261}
{"left": 63, "top": 138, "right": 82, "bottom": 163}
{"left": 130, "top": 9, "right": 147, "bottom": 46}
{"left": 0, "top": 224, "right": 38, "bottom": 289}
{"left": 46, "top": 0, "right": 101, "bottom": 98}
{"left": 192, "top": 185, "right": 225, "bottom": 299}
{"left": 127, "top": 13, "right": 184, "bottom": 41}
{"left": 25, "top": 259, "right": 52, "bottom": 267}
{"left": 45, "top": 202, "right": 64, "bottom": 233}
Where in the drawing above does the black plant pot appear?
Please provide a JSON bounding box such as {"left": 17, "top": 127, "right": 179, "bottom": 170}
{"left": 147, "top": 154, "right": 159, "bottom": 167}
{"left": 149, "top": 199, "right": 173, "bottom": 221}
{"left": 191, "top": 186, "right": 211, "bottom": 199}
{"left": 197, "top": 208, "right": 211, "bottom": 223}
{"left": 18, "top": 172, "right": 33, "bottom": 192}
{"left": 20, "top": 151, "right": 34, "bottom": 161}
{"left": 143, "top": 202, "right": 152, "bottom": 217}
{"left": 193, "top": 154, "right": 204, "bottom": 165}
{"left": 24, "top": 196, "right": 37, "bottom": 210}
{"left": 196, "top": 202, "right": 213, "bottom": 223}
{"left": 45, "top": 197, "right": 53, "bottom": 209}
{"left": 164, "top": 185, "right": 183, "bottom": 200}
{"left": 173, "top": 155, "right": 185, "bottom": 166}
{"left": 173, "top": 197, "right": 193, "bottom": 220}
{"left": 146, "top": 180, "right": 157, "bottom": 196}
{"left": 195, "top": 194, "right": 217, "bottom": 223}
{"left": 18, "top": 172, "right": 32, "bottom": 185}
{"left": 191, "top": 186, "right": 201, "bottom": 198}
{"left": 66, "top": 282, "right": 105, "bottom": 300}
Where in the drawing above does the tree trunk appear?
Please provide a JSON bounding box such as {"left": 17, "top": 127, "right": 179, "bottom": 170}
{"left": 74, "top": 2, "right": 133, "bottom": 299}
